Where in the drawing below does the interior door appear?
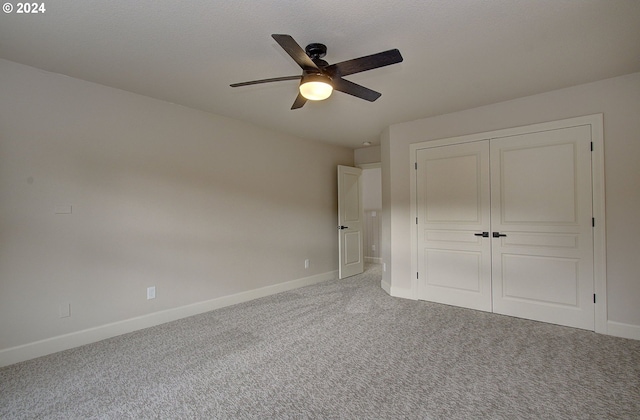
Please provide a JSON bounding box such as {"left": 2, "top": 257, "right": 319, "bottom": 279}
{"left": 416, "top": 141, "right": 492, "bottom": 311}
{"left": 491, "top": 126, "right": 594, "bottom": 330}
{"left": 338, "top": 165, "right": 364, "bottom": 279}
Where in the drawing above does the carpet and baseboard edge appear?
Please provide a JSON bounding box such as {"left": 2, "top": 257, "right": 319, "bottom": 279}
{"left": 0, "top": 270, "right": 337, "bottom": 367}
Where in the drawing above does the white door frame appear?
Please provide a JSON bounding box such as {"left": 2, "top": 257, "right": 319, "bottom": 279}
{"left": 409, "top": 114, "right": 607, "bottom": 333}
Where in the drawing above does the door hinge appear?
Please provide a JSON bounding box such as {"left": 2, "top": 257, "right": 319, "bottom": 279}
{"left": 590, "top": 142, "right": 594, "bottom": 151}
{"left": 416, "top": 217, "right": 418, "bottom": 224}
{"left": 593, "top": 294, "right": 596, "bottom": 303}
{"left": 417, "top": 272, "right": 419, "bottom": 279}
{"left": 414, "top": 162, "right": 417, "bottom": 170}
{"left": 592, "top": 218, "right": 595, "bottom": 227}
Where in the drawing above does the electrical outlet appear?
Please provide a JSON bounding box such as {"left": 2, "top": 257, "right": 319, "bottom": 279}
{"left": 304, "top": 259, "right": 310, "bottom": 269}
{"left": 383, "top": 263, "right": 387, "bottom": 272}
{"left": 147, "top": 286, "right": 156, "bottom": 300}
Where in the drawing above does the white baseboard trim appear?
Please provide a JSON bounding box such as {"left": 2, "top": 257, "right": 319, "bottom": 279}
{"left": 0, "top": 270, "right": 337, "bottom": 368}
{"left": 390, "top": 286, "right": 417, "bottom": 300}
{"left": 365, "top": 257, "right": 383, "bottom": 264}
{"left": 380, "top": 278, "right": 415, "bottom": 300}
{"left": 381, "top": 280, "right": 391, "bottom": 295}
{"left": 606, "top": 320, "right": 640, "bottom": 341}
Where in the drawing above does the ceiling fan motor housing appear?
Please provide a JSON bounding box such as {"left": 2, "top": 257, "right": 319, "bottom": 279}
{"left": 305, "top": 43, "right": 330, "bottom": 68}
{"left": 305, "top": 43, "right": 327, "bottom": 59}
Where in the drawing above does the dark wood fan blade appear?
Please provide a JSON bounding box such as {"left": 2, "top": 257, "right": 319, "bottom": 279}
{"left": 272, "top": 34, "right": 319, "bottom": 72}
{"left": 332, "top": 78, "right": 381, "bottom": 102}
{"left": 291, "top": 92, "right": 307, "bottom": 109}
{"left": 325, "top": 49, "right": 403, "bottom": 78}
{"left": 230, "top": 75, "right": 302, "bottom": 87}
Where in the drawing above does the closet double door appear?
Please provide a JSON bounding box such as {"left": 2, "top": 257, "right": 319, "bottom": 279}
{"left": 416, "top": 125, "right": 594, "bottom": 330}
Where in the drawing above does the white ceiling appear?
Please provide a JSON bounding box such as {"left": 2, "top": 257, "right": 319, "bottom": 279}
{"left": 2, "top": 1, "right": 639, "bottom": 149}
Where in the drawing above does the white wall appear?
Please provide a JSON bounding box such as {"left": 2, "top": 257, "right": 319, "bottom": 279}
{"left": 354, "top": 145, "right": 381, "bottom": 165}
{"left": 361, "top": 168, "right": 382, "bottom": 211}
{"left": 361, "top": 168, "right": 382, "bottom": 262}
{"left": 382, "top": 72, "right": 640, "bottom": 338}
{"left": 355, "top": 148, "right": 383, "bottom": 263}
{"left": 0, "top": 59, "right": 353, "bottom": 362}
{"left": 380, "top": 128, "right": 392, "bottom": 293}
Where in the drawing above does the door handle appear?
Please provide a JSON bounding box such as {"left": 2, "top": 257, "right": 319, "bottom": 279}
{"left": 492, "top": 232, "right": 507, "bottom": 238}
{"left": 337, "top": 225, "right": 349, "bottom": 230}
{"left": 474, "top": 232, "right": 489, "bottom": 237}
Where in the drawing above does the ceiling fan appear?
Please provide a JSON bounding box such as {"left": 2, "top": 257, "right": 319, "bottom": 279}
{"left": 230, "top": 34, "right": 403, "bottom": 110}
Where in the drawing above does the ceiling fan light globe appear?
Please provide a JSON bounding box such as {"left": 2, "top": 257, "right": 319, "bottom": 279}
{"left": 299, "top": 74, "right": 333, "bottom": 101}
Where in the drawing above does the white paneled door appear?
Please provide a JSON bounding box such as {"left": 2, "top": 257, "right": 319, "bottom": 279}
{"left": 490, "top": 126, "right": 594, "bottom": 330}
{"left": 338, "top": 165, "right": 364, "bottom": 279}
{"left": 415, "top": 125, "right": 595, "bottom": 330}
{"left": 416, "top": 141, "right": 492, "bottom": 311}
